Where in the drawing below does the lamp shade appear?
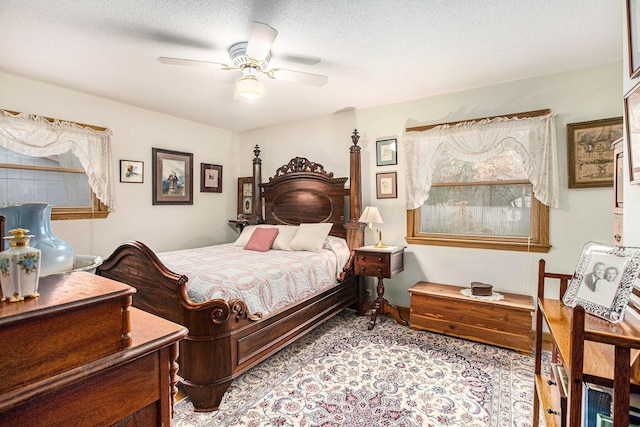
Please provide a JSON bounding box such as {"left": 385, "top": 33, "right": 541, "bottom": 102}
{"left": 236, "top": 75, "right": 264, "bottom": 101}
{"left": 358, "top": 206, "right": 383, "bottom": 225}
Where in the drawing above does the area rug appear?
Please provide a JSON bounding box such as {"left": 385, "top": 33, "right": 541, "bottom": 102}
{"left": 174, "top": 310, "right": 538, "bottom": 427}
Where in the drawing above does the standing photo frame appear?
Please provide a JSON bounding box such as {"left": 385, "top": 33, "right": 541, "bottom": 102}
{"left": 376, "top": 138, "right": 397, "bottom": 166}
{"left": 152, "top": 148, "right": 193, "bottom": 205}
{"left": 627, "top": 0, "right": 640, "bottom": 78}
{"left": 562, "top": 241, "right": 640, "bottom": 323}
{"left": 376, "top": 172, "right": 397, "bottom": 199}
{"left": 119, "top": 160, "right": 144, "bottom": 183}
{"left": 625, "top": 81, "right": 640, "bottom": 184}
{"left": 200, "top": 163, "right": 222, "bottom": 193}
{"left": 237, "top": 177, "right": 253, "bottom": 219}
{"left": 566, "top": 117, "right": 623, "bottom": 188}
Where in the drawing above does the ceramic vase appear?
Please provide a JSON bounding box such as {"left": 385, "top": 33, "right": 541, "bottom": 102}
{"left": 0, "top": 203, "right": 74, "bottom": 275}
{"left": 0, "top": 228, "right": 41, "bottom": 302}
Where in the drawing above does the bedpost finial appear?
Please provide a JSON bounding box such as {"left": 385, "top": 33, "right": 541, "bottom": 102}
{"left": 254, "top": 145, "right": 261, "bottom": 158}
{"left": 351, "top": 129, "right": 360, "bottom": 146}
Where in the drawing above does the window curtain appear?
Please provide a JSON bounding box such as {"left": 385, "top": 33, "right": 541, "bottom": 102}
{"left": 0, "top": 110, "right": 116, "bottom": 210}
{"left": 403, "top": 113, "right": 559, "bottom": 210}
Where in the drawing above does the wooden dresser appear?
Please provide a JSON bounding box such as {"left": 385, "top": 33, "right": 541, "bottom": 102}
{"left": 0, "top": 272, "right": 188, "bottom": 426}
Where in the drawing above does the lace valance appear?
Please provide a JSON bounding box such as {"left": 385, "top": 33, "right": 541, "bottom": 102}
{"left": 0, "top": 110, "right": 116, "bottom": 211}
{"left": 403, "top": 113, "right": 559, "bottom": 210}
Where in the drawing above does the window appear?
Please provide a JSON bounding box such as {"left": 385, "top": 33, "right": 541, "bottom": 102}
{"left": 0, "top": 110, "right": 114, "bottom": 220}
{"left": 406, "top": 149, "right": 549, "bottom": 252}
{"left": 0, "top": 147, "right": 108, "bottom": 220}
{"left": 404, "top": 111, "right": 557, "bottom": 253}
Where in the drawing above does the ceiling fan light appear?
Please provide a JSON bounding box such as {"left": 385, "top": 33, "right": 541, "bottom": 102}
{"left": 236, "top": 76, "right": 264, "bottom": 101}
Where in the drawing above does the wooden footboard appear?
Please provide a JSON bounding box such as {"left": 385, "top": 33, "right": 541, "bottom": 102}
{"left": 96, "top": 240, "right": 363, "bottom": 411}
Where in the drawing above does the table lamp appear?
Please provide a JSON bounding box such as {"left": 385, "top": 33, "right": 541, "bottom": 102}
{"left": 358, "top": 206, "right": 386, "bottom": 248}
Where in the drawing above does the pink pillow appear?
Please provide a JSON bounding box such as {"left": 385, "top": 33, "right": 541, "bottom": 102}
{"left": 244, "top": 227, "right": 279, "bottom": 252}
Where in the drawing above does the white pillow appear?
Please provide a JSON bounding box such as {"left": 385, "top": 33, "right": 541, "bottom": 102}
{"left": 287, "top": 223, "right": 333, "bottom": 252}
{"left": 234, "top": 225, "right": 275, "bottom": 247}
{"left": 272, "top": 225, "right": 299, "bottom": 250}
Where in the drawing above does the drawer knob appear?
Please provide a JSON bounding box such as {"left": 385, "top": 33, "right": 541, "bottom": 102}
{"left": 377, "top": 257, "right": 383, "bottom": 262}
{"left": 615, "top": 234, "right": 621, "bottom": 242}
{"left": 546, "top": 408, "right": 560, "bottom": 416}
{"left": 360, "top": 267, "right": 366, "bottom": 271}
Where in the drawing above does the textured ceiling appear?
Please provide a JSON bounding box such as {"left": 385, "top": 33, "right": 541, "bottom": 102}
{"left": 0, "top": 1, "right": 623, "bottom": 132}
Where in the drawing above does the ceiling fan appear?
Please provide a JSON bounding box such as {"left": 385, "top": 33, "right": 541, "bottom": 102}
{"left": 157, "top": 22, "right": 328, "bottom": 101}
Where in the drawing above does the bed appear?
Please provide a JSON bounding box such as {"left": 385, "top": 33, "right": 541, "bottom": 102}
{"left": 96, "top": 131, "right": 366, "bottom": 412}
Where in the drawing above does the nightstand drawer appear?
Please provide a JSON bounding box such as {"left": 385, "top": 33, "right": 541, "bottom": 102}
{"left": 354, "top": 249, "right": 404, "bottom": 279}
{"left": 355, "top": 252, "right": 391, "bottom": 278}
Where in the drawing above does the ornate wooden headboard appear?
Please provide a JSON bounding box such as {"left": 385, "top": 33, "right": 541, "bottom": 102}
{"left": 253, "top": 130, "right": 365, "bottom": 249}
{"left": 260, "top": 157, "right": 349, "bottom": 239}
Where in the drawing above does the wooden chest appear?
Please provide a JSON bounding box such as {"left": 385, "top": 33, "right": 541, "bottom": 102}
{"left": 408, "top": 281, "right": 534, "bottom": 354}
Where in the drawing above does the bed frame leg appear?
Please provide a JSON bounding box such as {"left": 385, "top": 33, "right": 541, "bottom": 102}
{"left": 182, "top": 379, "right": 232, "bottom": 412}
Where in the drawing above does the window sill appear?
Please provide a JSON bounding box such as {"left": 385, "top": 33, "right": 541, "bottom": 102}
{"left": 51, "top": 206, "right": 109, "bottom": 221}
{"left": 405, "top": 236, "right": 551, "bottom": 253}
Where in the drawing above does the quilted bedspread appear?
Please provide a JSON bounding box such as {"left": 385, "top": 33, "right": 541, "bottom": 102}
{"left": 156, "top": 236, "right": 351, "bottom": 317}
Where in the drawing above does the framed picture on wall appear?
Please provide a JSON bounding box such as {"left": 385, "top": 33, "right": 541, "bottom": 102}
{"left": 566, "top": 117, "right": 623, "bottom": 188}
{"left": 119, "top": 160, "right": 144, "bottom": 183}
{"left": 625, "top": 80, "right": 640, "bottom": 184}
{"left": 376, "top": 138, "right": 397, "bottom": 166}
{"left": 376, "top": 172, "right": 397, "bottom": 199}
{"left": 237, "top": 177, "right": 253, "bottom": 219}
{"left": 627, "top": 0, "right": 640, "bottom": 78}
{"left": 200, "top": 163, "right": 222, "bottom": 193}
{"left": 152, "top": 148, "right": 193, "bottom": 205}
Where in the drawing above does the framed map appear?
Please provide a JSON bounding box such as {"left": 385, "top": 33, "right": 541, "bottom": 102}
{"left": 566, "top": 117, "right": 623, "bottom": 188}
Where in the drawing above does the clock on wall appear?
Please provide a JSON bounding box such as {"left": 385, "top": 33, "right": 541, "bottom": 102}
{"left": 237, "top": 177, "right": 253, "bottom": 220}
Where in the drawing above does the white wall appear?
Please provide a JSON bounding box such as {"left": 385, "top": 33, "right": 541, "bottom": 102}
{"left": 241, "top": 62, "right": 622, "bottom": 306}
{"left": 622, "top": 0, "right": 640, "bottom": 247}
{"left": 1, "top": 60, "right": 623, "bottom": 307}
{"left": 0, "top": 71, "right": 240, "bottom": 257}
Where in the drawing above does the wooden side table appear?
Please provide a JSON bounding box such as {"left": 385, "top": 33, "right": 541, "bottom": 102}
{"left": 354, "top": 245, "right": 408, "bottom": 330}
{"left": 228, "top": 219, "right": 249, "bottom": 232}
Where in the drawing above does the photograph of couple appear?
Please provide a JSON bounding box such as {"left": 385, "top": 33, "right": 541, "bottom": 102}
{"left": 576, "top": 258, "right": 624, "bottom": 308}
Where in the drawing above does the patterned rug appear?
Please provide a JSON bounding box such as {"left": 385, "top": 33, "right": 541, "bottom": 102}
{"left": 174, "top": 310, "right": 538, "bottom": 427}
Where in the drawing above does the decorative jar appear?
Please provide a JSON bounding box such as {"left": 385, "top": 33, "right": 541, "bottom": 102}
{"left": 0, "top": 228, "right": 41, "bottom": 302}
{"left": 0, "top": 203, "right": 74, "bottom": 275}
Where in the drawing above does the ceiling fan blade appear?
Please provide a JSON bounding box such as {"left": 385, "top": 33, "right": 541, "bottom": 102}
{"left": 157, "top": 56, "right": 227, "bottom": 68}
{"left": 246, "top": 22, "right": 278, "bottom": 61}
{"left": 279, "top": 54, "right": 321, "bottom": 66}
{"left": 272, "top": 69, "right": 328, "bottom": 87}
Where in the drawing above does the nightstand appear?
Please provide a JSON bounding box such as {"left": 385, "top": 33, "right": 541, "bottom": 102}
{"left": 354, "top": 245, "right": 408, "bottom": 330}
{"left": 228, "top": 219, "right": 249, "bottom": 232}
